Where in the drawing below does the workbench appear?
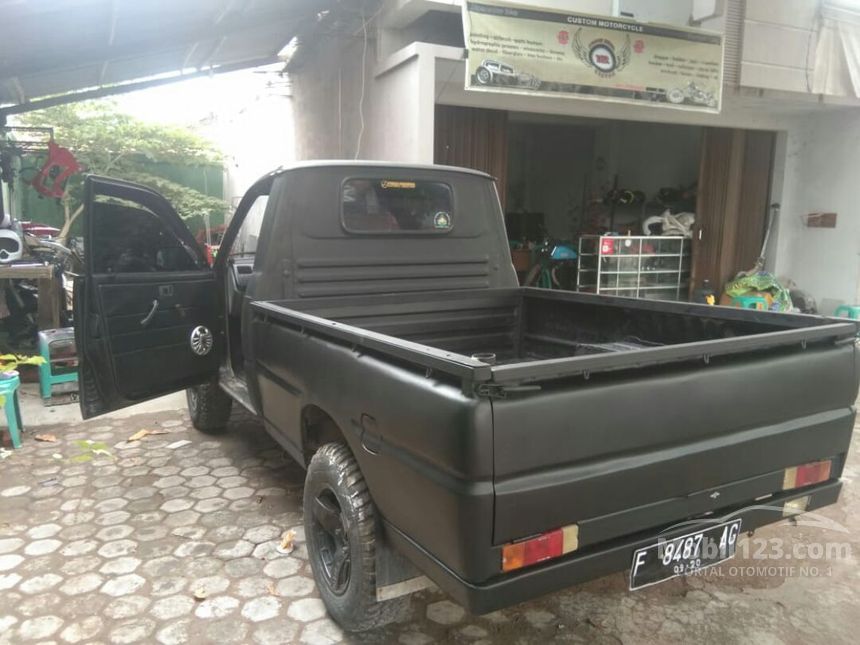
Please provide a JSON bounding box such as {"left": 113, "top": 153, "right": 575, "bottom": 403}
{"left": 0, "top": 263, "right": 61, "bottom": 330}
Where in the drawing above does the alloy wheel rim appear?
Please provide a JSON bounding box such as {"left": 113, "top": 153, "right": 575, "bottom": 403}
{"left": 311, "top": 487, "right": 351, "bottom": 595}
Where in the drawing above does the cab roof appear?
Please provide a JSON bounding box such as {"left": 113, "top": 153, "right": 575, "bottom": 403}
{"left": 274, "top": 160, "right": 495, "bottom": 181}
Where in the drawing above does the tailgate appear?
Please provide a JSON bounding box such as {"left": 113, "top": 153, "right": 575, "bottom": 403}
{"left": 491, "top": 342, "right": 857, "bottom": 545}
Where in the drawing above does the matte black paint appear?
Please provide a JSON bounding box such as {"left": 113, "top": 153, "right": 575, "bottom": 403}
{"left": 76, "top": 163, "right": 860, "bottom": 613}
{"left": 76, "top": 176, "right": 220, "bottom": 418}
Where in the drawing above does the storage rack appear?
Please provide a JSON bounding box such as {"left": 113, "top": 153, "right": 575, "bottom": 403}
{"left": 576, "top": 235, "right": 691, "bottom": 301}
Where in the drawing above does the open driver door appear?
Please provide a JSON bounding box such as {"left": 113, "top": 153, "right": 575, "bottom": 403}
{"left": 74, "top": 176, "right": 222, "bottom": 419}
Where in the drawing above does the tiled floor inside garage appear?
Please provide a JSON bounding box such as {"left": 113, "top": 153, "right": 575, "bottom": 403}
{"left": 1, "top": 405, "right": 858, "bottom": 644}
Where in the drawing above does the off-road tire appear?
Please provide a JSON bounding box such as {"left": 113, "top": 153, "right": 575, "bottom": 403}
{"left": 186, "top": 381, "right": 232, "bottom": 433}
{"left": 304, "top": 443, "right": 409, "bottom": 631}
{"left": 79, "top": 362, "right": 107, "bottom": 418}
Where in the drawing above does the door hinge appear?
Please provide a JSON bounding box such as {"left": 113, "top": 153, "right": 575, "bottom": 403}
{"left": 476, "top": 383, "right": 507, "bottom": 398}
{"left": 475, "top": 383, "right": 542, "bottom": 398}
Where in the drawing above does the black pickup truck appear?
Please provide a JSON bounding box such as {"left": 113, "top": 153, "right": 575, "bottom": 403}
{"left": 74, "top": 162, "right": 859, "bottom": 631}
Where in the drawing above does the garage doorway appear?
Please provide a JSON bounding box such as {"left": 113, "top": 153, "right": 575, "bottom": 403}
{"left": 434, "top": 105, "right": 508, "bottom": 207}
{"left": 434, "top": 105, "right": 775, "bottom": 301}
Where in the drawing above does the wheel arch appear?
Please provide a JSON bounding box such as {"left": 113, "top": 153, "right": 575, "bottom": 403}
{"left": 301, "top": 404, "right": 350, "bottom": 466}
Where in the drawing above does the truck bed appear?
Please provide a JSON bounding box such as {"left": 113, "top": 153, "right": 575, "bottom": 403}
{"left": 251, "top": 286, "right": 858, "bottom": 602}
{"left": 253, "top": 287, "right": 857, "bottom": 388}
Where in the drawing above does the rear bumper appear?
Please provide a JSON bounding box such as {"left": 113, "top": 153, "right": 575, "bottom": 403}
{"left": 385, "top": 481, "right": 842, "bottom": 614}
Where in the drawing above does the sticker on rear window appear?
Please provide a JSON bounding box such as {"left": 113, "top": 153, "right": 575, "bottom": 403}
{"left": 434, "top": 211, "right": 452, "bottom": 229}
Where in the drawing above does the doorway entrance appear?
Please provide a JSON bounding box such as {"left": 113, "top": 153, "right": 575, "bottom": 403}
{"left": 433, "top": 105, "right": 776, "bottom": 301}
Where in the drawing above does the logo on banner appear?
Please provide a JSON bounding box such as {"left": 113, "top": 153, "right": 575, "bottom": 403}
{"left": 572, "top": 29, "right": 631, "bottom": 77}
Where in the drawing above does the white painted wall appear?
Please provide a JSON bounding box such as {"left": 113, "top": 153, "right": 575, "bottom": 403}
{"left": 366, "top": 54, "right": 436, "bottom": 162}
{"left": 291, "top": 34, "right": 432, "bottom": 162}
{"left": 510, "top": 0, "right": 612, "bottom": 13}
{"left": 291, "top": 38, "right": 355, "bottom": 160}
{"left": 617, "top": 0, "right": 694, "bottom": 25}
{"left": 740, "top": 0, "right": 819, "bottom": 94}
{"left": 385, "top": 0, "right": 697, "bottom": 25}
{"left": 773, "top": 108, "right": 860, "bottom": 313}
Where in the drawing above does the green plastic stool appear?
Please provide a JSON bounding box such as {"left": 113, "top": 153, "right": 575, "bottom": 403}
{"left": 834, "top": 305, "right": 860, "bottom": 320}
{"left": 0, "top": 372, "right": 23, "bottom": 449}
{"left": 38, "top": 328, "right": 79, "bottom": 401}
{"left": 730, "top": 295, "right": 769, "bottom": 310}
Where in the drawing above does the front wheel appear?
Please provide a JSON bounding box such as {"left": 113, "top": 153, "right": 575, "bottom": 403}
{"left": 304, "top": 443, "right": 409, "bottom": 631}
{"left": 475, "top": 66, "right": 492, "bottom": 85}
{"left": 186, "top": 380, "right": 232, "bottom": 433}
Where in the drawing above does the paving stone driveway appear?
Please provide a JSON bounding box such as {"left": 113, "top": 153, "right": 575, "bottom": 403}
{"left": 1, "top": 407, "right": 859, "bottom": 644}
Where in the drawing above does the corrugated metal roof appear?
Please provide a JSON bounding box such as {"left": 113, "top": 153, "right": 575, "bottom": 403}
{"left": 0, "top": 0, "right": 325, "bottom": 110}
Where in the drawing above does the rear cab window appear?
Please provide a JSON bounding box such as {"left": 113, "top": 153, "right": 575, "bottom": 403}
{"left": 341, "top": 179, "right": 453, "bottom": 233}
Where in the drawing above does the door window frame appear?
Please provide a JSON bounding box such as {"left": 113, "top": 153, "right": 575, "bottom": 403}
{"left": 84, "top": 176, "right": 206, "bottom": 275}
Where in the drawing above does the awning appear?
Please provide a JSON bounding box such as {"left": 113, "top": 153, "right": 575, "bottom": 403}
{"left": 0, "top": 0, "right": 327, "bottom": 116}
{"left": 813, "top": 1, "right": 860, "bottom": 97}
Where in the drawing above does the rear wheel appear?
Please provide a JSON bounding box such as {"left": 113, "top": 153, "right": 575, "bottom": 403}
{"left": 304, "top": 443, "right": 409, "bottom": 631}
{"left": 186, "top": 380, "right": 232, "bottom": 433}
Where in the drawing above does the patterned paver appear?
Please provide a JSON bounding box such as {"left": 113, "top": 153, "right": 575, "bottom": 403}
{"left": 1, "top": 407, "right": 859, "bottom": 644}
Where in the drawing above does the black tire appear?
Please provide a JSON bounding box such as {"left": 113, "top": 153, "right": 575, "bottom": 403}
{"left": 304, "top": 443, "right": 409, "bottom": 631}
{"left": 186, "top": 381, "right": 232, "bottom": 433}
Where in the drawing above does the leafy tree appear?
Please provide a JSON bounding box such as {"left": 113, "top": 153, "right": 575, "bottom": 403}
{"left": 17, "top": 100, "right": 226, "bottom": 241}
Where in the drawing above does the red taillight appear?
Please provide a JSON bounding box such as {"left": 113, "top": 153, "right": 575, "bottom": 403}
{"left": 783, "top": 459, "right": 832, "bottom": 490}
{"left": 501, "top": 525, "right": 579, "bottom": 573}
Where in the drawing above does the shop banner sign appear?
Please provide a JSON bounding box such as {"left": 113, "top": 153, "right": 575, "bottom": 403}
{"left": 462, "top": 1, "right": 723, "bottom": 112}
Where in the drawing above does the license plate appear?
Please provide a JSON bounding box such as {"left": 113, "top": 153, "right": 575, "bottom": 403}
{"left": 629, "top": 519, "right": 742, "bottom": 590}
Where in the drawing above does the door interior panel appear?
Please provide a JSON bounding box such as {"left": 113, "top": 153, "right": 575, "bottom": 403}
{"left": 76, "top": 176, "right": 221, "bottom": 418}
{"left": 92, "top": 274, "right": 220, "bottom": 400}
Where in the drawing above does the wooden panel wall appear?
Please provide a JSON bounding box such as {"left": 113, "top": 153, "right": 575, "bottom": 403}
{"left": 733, "top": 130, "right": 776, "bottom": 270}
{"left": 434, "top": 105, "right": 508, "bottom": 208}
{"left": 691, "top": 127, "right": 775, "bottom": 293}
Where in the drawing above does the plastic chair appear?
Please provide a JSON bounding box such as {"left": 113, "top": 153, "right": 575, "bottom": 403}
{"left": 730, "top": 295, "right": 769, "bottom": 310}
{"left": 834, "top": 305, "right": 860, "bottom": 320}
{"left": 0, "top": 373, "right": 23, "bottom": 449}
{"left": 38, "top": 328, "right": 79, "bottom": 401}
